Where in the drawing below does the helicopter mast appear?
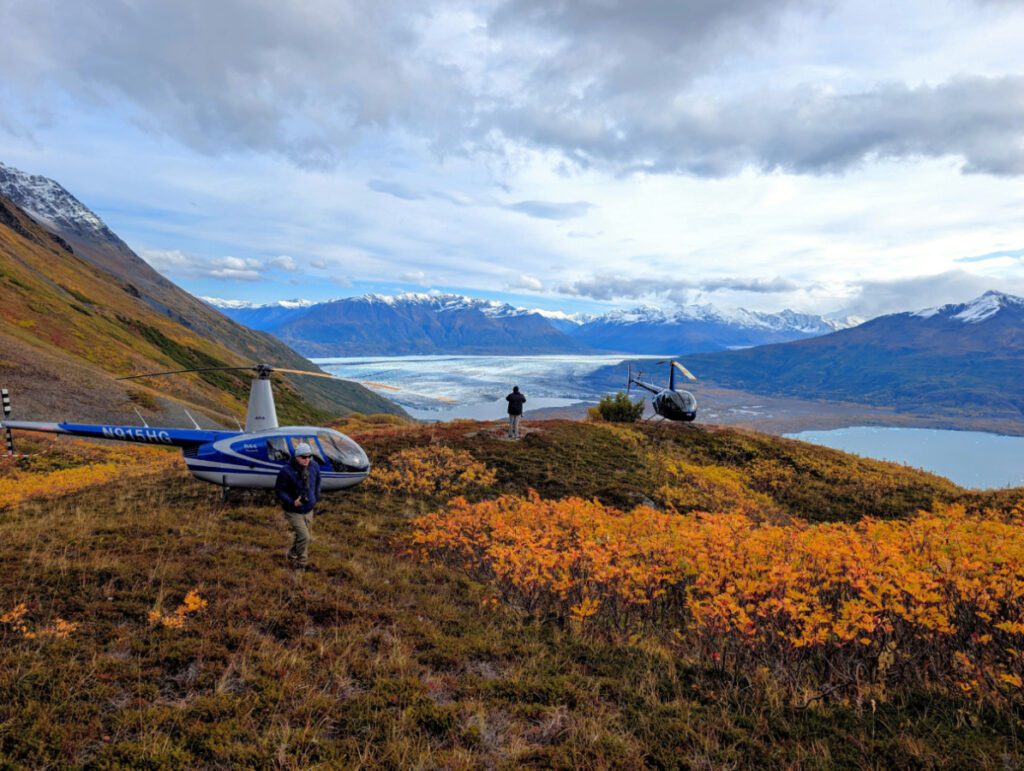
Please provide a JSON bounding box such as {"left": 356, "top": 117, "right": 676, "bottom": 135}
{"left": 245, "top": 364, "right": 279, "bottom": 432}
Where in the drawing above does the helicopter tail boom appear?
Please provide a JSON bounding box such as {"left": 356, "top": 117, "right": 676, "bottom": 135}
{"left": 0, "top": 420, "right": 234, "bottom": 449}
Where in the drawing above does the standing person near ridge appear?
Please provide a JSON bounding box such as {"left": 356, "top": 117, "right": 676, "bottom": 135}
{"left": 505, "top": 385, "right": 526, "bottom": 439}
{"left": 275, "top": 442, "right": 322, "bottom": 571}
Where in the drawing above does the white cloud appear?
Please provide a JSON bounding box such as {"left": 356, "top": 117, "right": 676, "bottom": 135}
{"left": 402, "top": 270, "right": 430, "bottom": 286}
{"left": 2, "top": 0, "right": 1023, "bottom": 316}
{"left": 508, "top": 274, "right": 543, "bottom": 291}
{"left": 140, "top": 249, "right": 269, "bottom": 282}
{"left": 269, "top": 254, "right": 298, "bottom": 272}
{"left": 2, "top": 1, "right": 1022, "bottom": 177}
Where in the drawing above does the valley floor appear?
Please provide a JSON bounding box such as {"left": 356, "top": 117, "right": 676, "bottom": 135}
{"left": 529, "top": 385, "right": 1024, "bottom": 437}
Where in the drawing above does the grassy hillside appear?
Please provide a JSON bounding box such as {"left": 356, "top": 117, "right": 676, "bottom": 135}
{"left": 0, "top": 195, "right": 399, "bottom": 426}
{"left": 2, "top": 420, "right": 1022, "bottom": 768}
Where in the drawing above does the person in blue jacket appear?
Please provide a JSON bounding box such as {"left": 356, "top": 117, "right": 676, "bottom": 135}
{"left": 275, "top": 442, "right": 322, "bottom": 570}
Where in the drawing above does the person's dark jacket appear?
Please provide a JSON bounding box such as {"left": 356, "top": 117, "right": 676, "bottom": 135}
{"left": 275, "top": 457, "right": 322, "bottom": 514}
{"left": 506, "top": 391, "right": 526, "bottom": 416}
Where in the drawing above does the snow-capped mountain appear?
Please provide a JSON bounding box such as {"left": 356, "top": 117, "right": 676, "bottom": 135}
{"left": 664, "top": 290, "right": 1024, "bottom": 420}
{"left": 911, "top": 290, "right": 1024, "bottom": 324}
{"left": 209, "top": 293, "right": 594, "bottom": 356}
{"left": 566, "top": 303, "right": 850, "bottom": 354}
{"left": 202, "top": 297, "right": 317, "bottom": 310}
{"left": 209, "top": 292, "right": 851, "bottom": 357}
{"left": 0, "top": 161, "right": 114, "bottom": 241}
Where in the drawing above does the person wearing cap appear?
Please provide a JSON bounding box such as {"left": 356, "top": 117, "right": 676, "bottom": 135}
{"left": 275, "top": 442, "right": 322, "bottom": 570}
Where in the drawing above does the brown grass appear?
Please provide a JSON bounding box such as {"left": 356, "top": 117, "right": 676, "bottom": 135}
{"left": 0, "top": 419, "right": 1021, "bottom": 767}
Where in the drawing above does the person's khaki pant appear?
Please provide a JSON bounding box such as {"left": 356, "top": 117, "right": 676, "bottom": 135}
{"left": 286, "top": 511, "right": 313, "bottom": 566}
{"left": 508, "top": 414, "right": 521, "bottom": 439}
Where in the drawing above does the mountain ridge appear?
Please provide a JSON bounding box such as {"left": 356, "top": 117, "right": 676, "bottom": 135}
{"left": 207, "top": 292, "right": 853, "bottom": 356}
{"left": 0, "top": 162, "right": 403, "bottom": 421}
{"left": 668, "top": 289, "right": 1024, "bottom": 423}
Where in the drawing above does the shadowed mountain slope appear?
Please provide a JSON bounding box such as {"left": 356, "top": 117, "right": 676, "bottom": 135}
{"left": 680, "top": 291, "right": 1024, "bottom": 422}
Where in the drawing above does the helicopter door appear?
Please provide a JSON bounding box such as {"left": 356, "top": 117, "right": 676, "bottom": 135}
{"left": 266, "top": 437, "right": 290, "bottom": 461}
{"left": 287, "top": 435, "right": 326, "bottom": 463}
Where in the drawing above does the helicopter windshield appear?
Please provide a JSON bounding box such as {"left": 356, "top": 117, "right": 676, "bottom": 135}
{"left": 674, "top": 390, "right": 697, "bottom": 411}
{"left": 318, "top": 431, "right": 370, "bottom": 472}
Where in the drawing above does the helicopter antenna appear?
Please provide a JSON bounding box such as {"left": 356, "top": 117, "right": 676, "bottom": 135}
{"left": 133, "top": 407, "right": 150, "bottom": 427}
{"left": 183, "top": 409, "right": 202, "bottom": 430}
{"left": 233, "top": 416, "right": 243, "bottom": 431}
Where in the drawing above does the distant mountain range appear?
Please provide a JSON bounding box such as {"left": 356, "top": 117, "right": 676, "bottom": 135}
{"left": 670, "top": 291, "right": 1024, "bottom": 421}
{"left": 565, "top": 304, "right": 852, "bottom": 354}
{"left": 0, "top": 161, "right": 401, "bottom": 422}
{"left": 206, "top": 294, "right": 854, "bottom": 357}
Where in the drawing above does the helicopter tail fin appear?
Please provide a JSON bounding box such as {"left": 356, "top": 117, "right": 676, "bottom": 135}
{"left": 626, "top": 363, "right": 632, "bottom": 393}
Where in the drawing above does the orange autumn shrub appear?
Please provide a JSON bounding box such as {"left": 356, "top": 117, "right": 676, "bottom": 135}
{"left": 148, "top": 589, "right": 208, "bottom": 629}
{"left": 411, "top": 493, "right": 1024, "bottom": 703}
{"left": 1, "top": 603, "right": 78, "bottom": 640}
{"left": 368, "top": 445, "right": 496, "bottom": 499}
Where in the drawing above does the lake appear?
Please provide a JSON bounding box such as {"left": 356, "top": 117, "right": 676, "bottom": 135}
{"left": 313, "top": 354, "right": 645, "bottom": 420}
{"left": 785, "top": 426, "right": 1024, "bottom": 490}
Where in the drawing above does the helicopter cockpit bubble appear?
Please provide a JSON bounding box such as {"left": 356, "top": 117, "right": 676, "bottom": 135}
{"left": 675, "top": 390, "right": 697, "bottom": 412}
{"left": 318, "top": 430, "right": 371, "bottom": 473}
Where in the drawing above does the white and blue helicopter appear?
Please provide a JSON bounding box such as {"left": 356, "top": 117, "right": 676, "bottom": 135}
{"left": 1, "top": 364, "right": 373, "bottom": 494}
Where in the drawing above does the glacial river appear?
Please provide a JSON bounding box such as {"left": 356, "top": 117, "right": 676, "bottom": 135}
{"left": 314, "top": 354, "right": 639, "bottom": 420}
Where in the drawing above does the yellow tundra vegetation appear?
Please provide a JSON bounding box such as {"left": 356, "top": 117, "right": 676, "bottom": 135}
{"left": 0, "top": 441, "right": 178, "bottom": 510}
{"left": 412, "top": 492, "right": 1024, "bottom": 703}
{"left": 367, "top": 445, "right": 497, "bottom": 499}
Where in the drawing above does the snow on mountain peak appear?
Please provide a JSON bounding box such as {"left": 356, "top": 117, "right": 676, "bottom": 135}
{"left": 0, "top": 161, "right": 111, "bottom": 239}
{"left": 357, "top": 291, "right": 531, "bottom": 318}
{"left": 912, "top": 291, "right": 1024, "bottom": 324}
{"left": 589, "top": 302, "right": 845, "bottom": 334}
{"left": 202, "top": 296, "right": 316, "bottom": 310}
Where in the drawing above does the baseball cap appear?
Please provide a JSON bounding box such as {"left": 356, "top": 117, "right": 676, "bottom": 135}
{"left": 294, "top": 442, "right": 313, "bottom": 457}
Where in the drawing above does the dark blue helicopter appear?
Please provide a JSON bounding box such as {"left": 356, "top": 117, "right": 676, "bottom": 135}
{"left": 627, "top": 359, "right": 698, "bottom": 421}
{"left": 1, "top": 364, "right": 372, "bottom": 493}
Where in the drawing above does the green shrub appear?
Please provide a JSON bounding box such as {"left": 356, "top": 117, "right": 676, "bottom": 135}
{"left": 591, "top": 391, "right": 645, "bottom": 423}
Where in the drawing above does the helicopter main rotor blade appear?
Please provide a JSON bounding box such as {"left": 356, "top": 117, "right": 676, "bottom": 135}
{"left": 269, "top": 367, "right": 345, "bottom": 380}
{"left": 672, "top": 361, "right": 697, "bottom": 381}
{"left": 117, "top": 366, "right": 255, "bottom": 380}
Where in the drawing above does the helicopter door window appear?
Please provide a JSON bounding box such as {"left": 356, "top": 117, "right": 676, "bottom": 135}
{"left": 288, "top": 436, "right": 325, "bottom": 463}
{"left": 266, "top": 437, "right": 290, "bottom": 461}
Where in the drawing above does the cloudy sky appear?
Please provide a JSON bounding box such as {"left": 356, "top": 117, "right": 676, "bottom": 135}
{"left": 1, "top": 0, "right": 1023, "bottom": 318}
